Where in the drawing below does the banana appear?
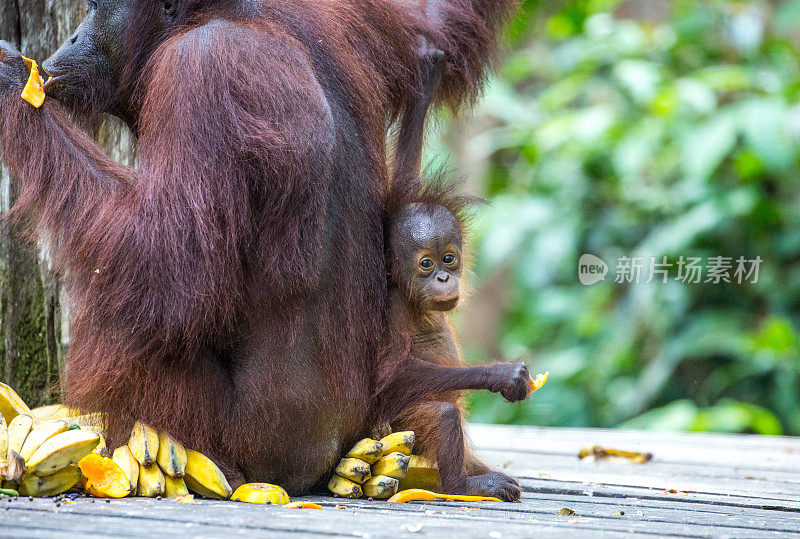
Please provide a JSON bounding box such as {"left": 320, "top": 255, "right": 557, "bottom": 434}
{"left": 0, "top": 383, "right": 35, "bottom": 425}
{"left": 327, "top": 475, "right": 362, "bottom": 498}
{"left": 362, "top": 475, "right": 399, "bottom": 499}
{"left": 0, "top": 414, "right": 7, "bottom": 463}
{"left": 156, "top": 431, "right": 187, "bottom": 478}
{"left": 112, "top": 446, "right": 139, "bottom": 495}
{"left": 128, "top": 421, "right": 159, "bottom": 466}
{"left": 7, "top": 414, "right": 34, "bottom": 459}
{"left": 371, "top": 452, "right": 410, "bottom": 480}
{"left": 379, "top": 431, "right": 414, "bottom": 456}
{"left": 334, "top": 457, "right": 371, "bottom": 484}
{"left": 30, "top": 404, "right": 78, "bottom": 421}
{"left": 93, "top": 433, "right": 107, "bottom": 457}
{"left": 163, "top": 474, "right": 189, "bottom": 498}
{"left": 26, "top": 428, "right": 101, "bottom": 476}
{"left": 345, "top": 438, "right": 384, "bottom": 464}
{"left": 183, "top": 449, "right": 232, "bottom": 499}
{"left": 137, "top": 463, "right": 165, "bottom": 497}
{"left": 18, "top": 465, "right": 81, "bottom": 497}
{"left": 79, "top": 454, "right": 131, "bottom": 498}
{"left": 399, "top": 455, "right": 441, "bottom": 492}
{"left": 19, "top": 420, "right": 68, "bottom": 461}
{"left": 231, "top": 483, "right": 290, "bottom": 505}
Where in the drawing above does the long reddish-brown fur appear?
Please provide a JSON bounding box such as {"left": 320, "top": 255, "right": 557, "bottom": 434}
{"left": 0, "top": 0, "right": 518, "bottom": 492}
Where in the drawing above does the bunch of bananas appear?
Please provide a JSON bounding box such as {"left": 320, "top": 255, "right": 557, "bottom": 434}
{"left": 328, "top": 431, "right": 429, "bottom": 499}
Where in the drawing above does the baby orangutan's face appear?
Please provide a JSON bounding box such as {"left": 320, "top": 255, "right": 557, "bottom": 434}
{"left": 390, "top": 204, "right": 463, "bottom": 312}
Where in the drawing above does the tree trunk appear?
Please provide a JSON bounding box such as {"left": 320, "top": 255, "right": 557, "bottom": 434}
{"left": 0, "top": 1, "right": 136, "bottom": 406}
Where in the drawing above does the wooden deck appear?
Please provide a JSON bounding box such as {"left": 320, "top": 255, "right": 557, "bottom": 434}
{"left": 2, "top": 425, "right": 799, "bottom": 537}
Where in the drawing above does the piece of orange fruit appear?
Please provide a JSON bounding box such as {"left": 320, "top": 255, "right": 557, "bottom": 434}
{"left": 20, "top": 56, "right": 45, "bottom": 108}
{"left": 79, "top": 453, "right": 132, "bottom": 498}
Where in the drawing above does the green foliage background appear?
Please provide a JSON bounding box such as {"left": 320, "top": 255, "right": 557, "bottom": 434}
{"left": 434, "top": 0, "right": 800, "bottom": 435}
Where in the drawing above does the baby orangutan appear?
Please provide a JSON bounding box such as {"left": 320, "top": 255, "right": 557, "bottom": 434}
{"left": 375, "top": 187, "right": 531, "bottom": 501}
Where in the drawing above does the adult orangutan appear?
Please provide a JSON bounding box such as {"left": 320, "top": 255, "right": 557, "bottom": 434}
{"left": 0, "top": 0, "right": 519, "bottom": 495}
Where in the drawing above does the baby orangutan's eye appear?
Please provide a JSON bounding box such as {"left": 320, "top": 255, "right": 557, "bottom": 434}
{"left": 443, "top": 253, "right": 456, "bottom": 265}
{"left": 419, "top": 258, "right": 434, "bottom": 270}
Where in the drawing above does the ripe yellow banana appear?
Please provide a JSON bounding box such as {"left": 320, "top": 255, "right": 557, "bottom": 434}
{"left": 231, "top": 483, "right": 290, "bottom": 505}
{"left": 362, "top": 475, "right": 399, "bottom": 499}
{"left": 398, "top": 455, "right": 441, "bottom": 492}
{"left": 327, "top": 475, "right": 362, "bottom": 498}
{"left": 30, "top": 404, "right": 80, "bottom": 421}
{"left": 345, "top": 438, "right": 384, "bottom": 464}
{"left": 137, "top": 463, "right": 165, "bottom": 497}
{"left": 128, "top": 421, "right": 159, "bottom": 466}
{"left": 19, "top": 420, "right": 68, "bottom": 461}
{"left": 372, "top": 452, "right": 410, "bottom": 480}
{"left": 183, "top": 449, "right": 232, "bottom": 499}
{"left": 18, "top": 464, "right": 81, "bottom": 497}
{"left": 334, "top": 457, "right": 371, "bottom": 484}
{"left": 112, "top": 446, "right": 139, "bottom": 495}
{"left": 0, "top": 414, "right": 8, "bottom": 462}
{"left": 156, "top": 431, "right": 187, "bottom": 478}
{"left": 0, "top": 382, "right": 35, "bottom": 425}
{"left": 7, "top": 414, "right": 34, "bottom": 459}
{"left": 379, "top": 431, "right": 414, "bottom": 456}
{"left": 26, "top": 428, "right": 101, "bottom": 476}
{"left": 163, "top": 474, "right": 189, "bottom": 498}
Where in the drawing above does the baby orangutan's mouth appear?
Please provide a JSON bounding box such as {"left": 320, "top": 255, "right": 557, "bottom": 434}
{"left": 432, "top": 295, "right": 459, "bottom": 311}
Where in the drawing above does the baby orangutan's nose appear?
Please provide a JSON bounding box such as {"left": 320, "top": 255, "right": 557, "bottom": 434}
{"left": 436, "top": 271, "right": 450, "bottom": 282}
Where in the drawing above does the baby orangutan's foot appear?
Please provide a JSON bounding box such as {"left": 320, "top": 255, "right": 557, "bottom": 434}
{"left": 459, "top": 471, "right": 521, "bottom": 502}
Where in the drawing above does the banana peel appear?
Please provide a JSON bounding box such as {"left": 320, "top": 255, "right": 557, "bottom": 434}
{"left": 79, "top": 454, "right": 131, "bottom": 498}
{"left": 284, "top": 501, "right": 322, "bottom": 509}
{"left": 19, "top": 464, "right": 81, "bottom": 497}
{"left": 26, "top": 428, "right": 101, "bottom": 476}
{"left": 156, "top": 431, "right": 187, "bottom": 478}
{"left": 128, "top": 421, "right": 159, "bottom": 466}
{"left": 388, "top": 488, "right": 503, "bottom": 503}
{"left": 231, "top": 483, "right": 290, "bottom": 505}
{"left": 183, "top": 449, "right": 232, "bottom": 499}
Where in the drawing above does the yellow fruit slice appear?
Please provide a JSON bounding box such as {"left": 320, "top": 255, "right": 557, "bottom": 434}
{"left": 0, "top": 383, "right": 35, "bottom": 425}
{"left": 327, "top": 475, "right": 362, "bottom": 498}
{"left": 19, "top": 420, "right": 68, "bottom": 461}
{"left": 156, "top": 431, "right": 187, "bottom": 478}
{"left": 7, "top": 414, "right": 34, "bottom": 459}
{"left": 231, "top": 483, "right": 290, "bottom": 505}
{"left": 19, "top": 464, "right": 81, "bottom": 497}
{"left": 379, "top": 431, "right": 414, "bottom": 456}
{"left": 26, "top": 428, "right": 100, "bottom": 476}
{"left": 528, "top": 371, "right": 549, "bottom": 393}
{"left": 334, "top": 457, "right": 371, "bottom": 484}
{"left": 128, "top": 421, "right": 159, "bottom": 467}
{"left": 20, "top": 56, "right": 45, "bottom": 108}
{"left": 137, "top": 463, "right": 165, "bottom": 497}
{"left": 345, "top": 438, "right": 383, "bottom": 464}
{"left": 79, "top": 453, "right": 131, "bottom": 498}
{"left": 387, "top": 488, "right": 502, "bottom": 503}
{"left": 112, "top": 446, "right": 139, "bottom": 495}
{"left": 163, "top": 474, "right": 189, "bottom": 498}
{"left": 183, "top": 449, "right": 232, "bottom": 500}
{"left": 371, "top": 452, "right": 410, "bottom": 480}
{"left": 284, "top": 501, "right": 322, "bottom": 509}
{"left": 399, "top": 455, "right": 441, "bottom": 492}
{"left": 362, "top": 475, "right": 399, "bottom": 499}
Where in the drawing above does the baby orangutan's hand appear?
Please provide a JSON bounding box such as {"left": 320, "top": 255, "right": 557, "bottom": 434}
{"left": 0, "top": 41, "right": 29, "bottom": 93}
{"left": 488, "top": 362, "right": 531, "bottom": 403}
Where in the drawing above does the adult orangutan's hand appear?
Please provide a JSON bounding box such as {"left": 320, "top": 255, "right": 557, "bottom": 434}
{"left": 0, "top": 41, "right": 29, "bottom": 93}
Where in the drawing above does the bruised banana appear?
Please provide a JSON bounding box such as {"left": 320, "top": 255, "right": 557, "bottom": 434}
{"left": 231, "top": 483, "right": 290, "bottom": 505}
{"left": 379, "top": 431, "right": 414, "bottom": 456}
{"left": 399, "top": 455, "right": 440, "bottom": 492}
{"left": 345, "top": 438, "right": 383, "bottom": 464}
{"left": 362, "top": 475, "right": 399, "bottom": 499}
{"left": 335, "top": 458, "right": 371, "bottom": 484}
{"left": 129, "top": 421, "right": 159, "bottom": 467}
{"left": 112, "top": 445, "right": 139, "bottom": 495}
{"left": 183, "top": 449, "right": 232, "bottom": 499}
{"left": 26, "top": 428, "right": 101, "bottom": 476}
{"left": 137, "top": 463, "right": 165, "bottom": 497}
{"left": 156, "top": 431, "right": 187, "bottom": 478}
{"left": 327, "top": 475, "right": 362, "bottom": 498}
{"left": 7, "top": 414, "right": 34, "bottom": 458}
{"left": 372, "top": 452, "right": 410, "bottom": 480}
{"left": 163, "top": 474, "right": 189, "bottom": 498}
{"left": 19, "top": 420, "right": 68, "bottom": 461}
{"left": 18, "top": 464, "right": 81, "bottom": 497}
{"left": 0, "top": 382, "right": 35, "bottom": 425}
